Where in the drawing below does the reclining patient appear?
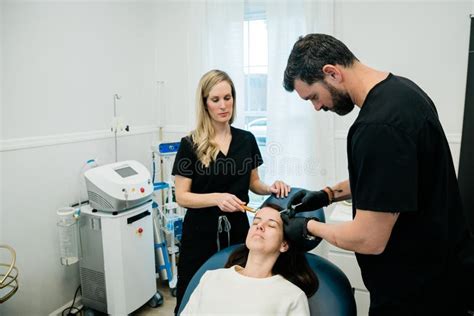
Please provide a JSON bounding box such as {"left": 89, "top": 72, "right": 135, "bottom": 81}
{"left": 181, "top": 205, "right": 318, "bottom": 315}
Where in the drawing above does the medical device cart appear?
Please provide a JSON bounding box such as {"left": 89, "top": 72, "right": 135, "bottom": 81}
{"left": 151, "top": 142, "right": 184, "bottom": 297}
{"left": 79, "top": 160, "right": 160, "bottom": 315}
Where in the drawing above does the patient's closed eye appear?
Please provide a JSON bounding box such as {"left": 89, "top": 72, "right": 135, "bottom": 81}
{"left": 252, "top": 218, "right": 278, "bottom": 228}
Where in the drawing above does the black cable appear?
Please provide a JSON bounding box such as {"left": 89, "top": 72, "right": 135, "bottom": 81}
{"left": 61, "top": 285, "right": 82, "bottom": 316}
{"left": 62, "top": 306, "right": 80, "bottom": 316}
{"left": 70, "top": 200, "right": 89, "bottom": 208}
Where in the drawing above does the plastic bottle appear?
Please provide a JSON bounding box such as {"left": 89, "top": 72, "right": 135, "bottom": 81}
{"left": 56, "top": 207, "right": 80, "bottom": 265}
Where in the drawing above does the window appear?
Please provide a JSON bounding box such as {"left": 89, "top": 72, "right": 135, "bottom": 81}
{"left": 243, "top": 4, "right": 268, "bottom": 205}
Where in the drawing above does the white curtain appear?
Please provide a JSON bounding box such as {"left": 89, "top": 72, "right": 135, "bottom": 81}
{"left": 184, "top": 1, "right": 245, "bottom": 128}
{"left": 181, "top": 0, "right": 335, "bottom": 189}
{"left": 265, "top": 0, "right": 336, "bottom": 190}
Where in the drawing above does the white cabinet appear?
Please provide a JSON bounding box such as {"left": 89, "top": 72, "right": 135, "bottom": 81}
{"left": 326, "top": 203, "right": 370, "bottom": 316}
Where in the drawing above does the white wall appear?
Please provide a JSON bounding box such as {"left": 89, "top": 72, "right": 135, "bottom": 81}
{"left": 332, "top": 1, "right": 473, "bottom": 181}
{"left": 2, "top": 1, "right": 160, "bottom": 139}
{"left": 154, "top": 1, "right": 207, "bottom": 138}
{"left": 0, "top": 1, "right": 160, "bottom": 314}
{"left": 0, "top": 0, "right": 4, "bottom": 242}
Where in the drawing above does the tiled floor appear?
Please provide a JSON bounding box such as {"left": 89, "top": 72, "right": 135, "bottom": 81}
{"left": 133, "top": 280, "right": 177, "bottom": 316}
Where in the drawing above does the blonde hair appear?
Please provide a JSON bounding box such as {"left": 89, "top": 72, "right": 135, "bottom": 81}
{"left": 191, "top": 69, "right": 236, "bottom": 167}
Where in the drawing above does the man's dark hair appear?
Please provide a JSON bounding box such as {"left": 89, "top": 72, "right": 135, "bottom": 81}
{"left": 283, "top": 33, "right": 359, "bottom": 91}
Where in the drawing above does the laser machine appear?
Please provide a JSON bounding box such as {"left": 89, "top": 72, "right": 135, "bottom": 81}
{"left": 79, "top": 160, "right": 158, "bottom": 315}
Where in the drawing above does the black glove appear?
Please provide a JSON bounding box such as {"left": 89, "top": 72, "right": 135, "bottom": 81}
{"left": 281, "top": 214, "right": 308, "bottom": 242}
{"left": 287, "top": 189, "right": 330, "bottom": 216}
{"left": 281, "top": 214, "right": 321, "bottom": 251}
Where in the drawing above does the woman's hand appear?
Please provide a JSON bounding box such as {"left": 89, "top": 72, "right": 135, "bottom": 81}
{"left": 215, "top": 193, "right": 245, "bottom": 212}
{"left": 269, "top": 180, "right": 291, "bottom": 198}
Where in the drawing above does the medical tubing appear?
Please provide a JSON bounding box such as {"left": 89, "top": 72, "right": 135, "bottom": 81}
{"left": 0, "top": 263, "right": 18, "bottom": 288}
{"left": 0, "top": 244, "right": 16, "bottom": 286}
{"left": 61, "top": 285, "right": 81, "bottom": 316}
{"left": 167, "top": 183, "right": 174, "bottom": 206}
{"left": 216, "top": 215, "right": 231, "bottom": 251}
{"left": 0, "top": 244, "right": 19, "bottom": 303}
{"left": 152, "top": 152, "right": 156, "bottom": 183}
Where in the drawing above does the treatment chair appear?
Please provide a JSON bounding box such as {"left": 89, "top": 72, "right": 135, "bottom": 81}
{"left": 178, "top": 188, "right": 357, "bottom": 315}
{"left": 178, "top": 243, "right": 356, "bottom": 315}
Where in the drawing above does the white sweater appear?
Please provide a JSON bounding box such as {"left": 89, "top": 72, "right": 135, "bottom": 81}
{"left": 181, "top": 266, "right": 310, "bottom": 316}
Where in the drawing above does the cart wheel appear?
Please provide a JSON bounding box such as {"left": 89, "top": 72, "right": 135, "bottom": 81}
{"left": 171, "top": 287, "right": 177, "bottom": 297}
{"left": 147, "top": 291, "right": 164, "bottom": 308}
{"left": 83, "top": 307, "right": 98, "bottom": 316}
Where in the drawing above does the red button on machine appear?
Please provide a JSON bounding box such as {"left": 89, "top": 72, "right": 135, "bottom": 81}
{"left": 137, "top": 227, "right": 143, "bottom": 234}
{"left": 140, "top": 187, "right": 145, "bottom": 193}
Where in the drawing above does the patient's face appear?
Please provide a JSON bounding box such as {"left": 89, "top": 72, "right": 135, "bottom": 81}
{"left": 246, "top": 207, "right": 288, "bottom": 254}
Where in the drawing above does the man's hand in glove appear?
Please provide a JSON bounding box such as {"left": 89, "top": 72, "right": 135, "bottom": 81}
{"left": 286, "top": 189, "right": 330, "bottom": 216}
{"left": 281, "top": 213, "right": 320, "bottom": 244}
{"left": 281, "top": 214, "right": 308, "bottom": 243}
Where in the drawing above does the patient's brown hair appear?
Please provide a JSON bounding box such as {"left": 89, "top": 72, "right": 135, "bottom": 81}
{"left": 225, "top": 204, "right": 319, "bottom": 297}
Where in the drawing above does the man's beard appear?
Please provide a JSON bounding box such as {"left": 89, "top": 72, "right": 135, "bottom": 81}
{"left": 323, "top": 82, "right": 355, "bottom": 116}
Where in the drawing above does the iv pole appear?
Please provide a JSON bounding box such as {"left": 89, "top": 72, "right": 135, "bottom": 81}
{"left": 113, "top": 93, "right": 121, "bottom": 162}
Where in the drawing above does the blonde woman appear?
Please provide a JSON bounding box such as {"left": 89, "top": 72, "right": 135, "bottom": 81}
{"left": 172, "top": 69, "right": 290, "bottom": 313}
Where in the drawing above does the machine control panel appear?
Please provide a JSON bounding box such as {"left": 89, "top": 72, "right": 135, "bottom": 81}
{"left": 85, "top": 160, "right": 153, "bottom": 213}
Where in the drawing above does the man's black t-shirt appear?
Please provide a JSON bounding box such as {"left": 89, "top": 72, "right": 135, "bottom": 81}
{"left": 348, "top": 73, "right": 473, "bottom": 315}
